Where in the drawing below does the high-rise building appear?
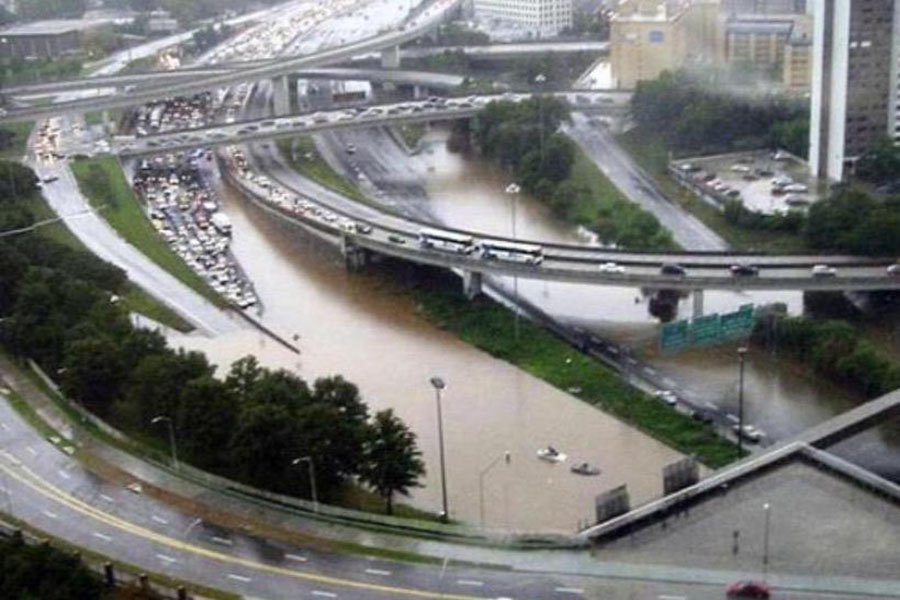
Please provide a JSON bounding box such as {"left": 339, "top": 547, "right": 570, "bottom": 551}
{"left": 809, "top": 0, "right": 896, "bottom": 181}
{"left": 609, "top": 0, "right": 689, "bottom": 88}
{"left": 472, "top": 0, "right": 574, "bottom": 36}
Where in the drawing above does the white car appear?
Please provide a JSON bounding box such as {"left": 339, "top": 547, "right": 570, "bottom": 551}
{"left": 653, "top": 390, "right": 678, "bottom": 406}
{"left": 733, "top": 424, "right": 764, "bottom": 442}
{"left": 598, "top": 262, "right": 625, "bottom": 274}
{"left": 811, "top": 264, "right": 837, "bottom": 277}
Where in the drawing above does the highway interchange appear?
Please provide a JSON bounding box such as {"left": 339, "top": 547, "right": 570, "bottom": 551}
{"left": 4, "top": 0, "right": 900, "bottom": 598}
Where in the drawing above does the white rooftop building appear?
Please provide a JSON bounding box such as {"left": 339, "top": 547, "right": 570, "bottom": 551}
{"left": 473, "top": 0, "right": 574, "bottom": 36}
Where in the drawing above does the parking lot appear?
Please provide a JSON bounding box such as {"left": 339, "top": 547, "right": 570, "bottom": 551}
{"left": 671, "top": 150, "right": 828, "bottom": 215}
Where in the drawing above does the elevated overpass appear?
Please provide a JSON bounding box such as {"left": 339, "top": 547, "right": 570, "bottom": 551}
{"left": 116, "top": 91, "right": 629, "bottom": 156}
{"left": 1, "top": 41, "right": 609, "bottom": 100}
{"left": 0, "top": 0, "right": 465, "bottom": 124}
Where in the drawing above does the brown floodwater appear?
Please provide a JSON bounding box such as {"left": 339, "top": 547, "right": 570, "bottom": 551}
{"left": 170, "top": 171, "right": 685, "bottom": 534}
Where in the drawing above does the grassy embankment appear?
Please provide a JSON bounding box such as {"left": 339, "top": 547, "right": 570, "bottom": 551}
{"left": 0, "top": 122, "right": 35, "bottom": 159}
{"left": 22, "top": 191, "right": 194, "bottom": 332}
{"left": 617, "top": 129, "right": 808, "bottom": 253}
{"left": 69, "top": 156, "right": 226, "bottom": 309}
{"left": 402, "top": 268, "right": 741, "bottom": 468}
{"left": 398, "top": 123, "right": 427, "bottom": 149}
{"left": 276, "top": 136, "right": 367, "bottom": 202}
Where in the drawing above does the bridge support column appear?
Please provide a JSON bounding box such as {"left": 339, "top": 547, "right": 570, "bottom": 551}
{"left": 287, "top": 73, "right": 300, "bottom": 113}
{"left": 381, "top": 45, "right": 401, "bottom": 69}
{"left": 272, "top": 74, "right": 291, "bottom": 117}
{"left": 692, "top": 289, "right": 704, "bottom": 319}
{"left": 462, "top": 270, "right": 483, "bottom": 300}
{"left": 341, "top": 234, "right": 369, "bottom": 271}
{"left": 413, "top": 85, "right": 426, "bottom": 99}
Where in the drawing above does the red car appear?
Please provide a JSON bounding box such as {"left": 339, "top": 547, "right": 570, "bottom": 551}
{"left": 727, "top": 580, "right": 771, "bottom": 599}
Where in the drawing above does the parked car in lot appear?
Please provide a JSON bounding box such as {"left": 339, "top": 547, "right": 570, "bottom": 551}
{"left": 732, "top": 424, "right": 764, "bottom": 443}
{"left": 598, "top": 261, "right": 625, "bottom": 274}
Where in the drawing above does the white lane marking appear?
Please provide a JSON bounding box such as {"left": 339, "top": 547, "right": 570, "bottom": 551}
{"left": 626, "top": 357, "right": 638, "bottom": 365}
{"left": 285, "top": 553, "right": 307, "bottom": 563}
{"left": 151, "top": 515, "right": 169, "bottom": 525}
{"left": 0, "top": 422, "right": 9, "bottom": 431}
{"left": 42, "top": 510, "right": 58, "bottom": 519}
{"left": 57, "top": 470, "right": 70, "bottom": 480}
{"left": 226, "top": 574, "right": 251, "bottom": 583}
{"left": 659, "top": 595, "right": 687, "bottom": 600}
{"left": 364, "top": 568, "right": 392, "bottom": 576}
{"left": 457, "top": 579, "right": 484, "bottom": 587}
{"left": 26, "top": 446, "right": 37, "bottom": 456}
{"left": 2, "top": 451, "right": 21, "bottom": 466}
{"left": 211, "top": 536, "right": 233, "bottom": 546}
{"left": 100, "top": 494, "right": 115, "bottom": 503}
{"left": 311, "top": 591, "right": 337, "bottom": 598}
{"left": 156, "top": 554, "right": 177, "bottom": 564}
{"left": 92, "top": 532, "right": 112, "bottom": 542}
{"left": 644, "top": 367, "right": 657, "bottom": 376}
{"left": 726, "top": 413, "right": 739, "bottom": 423}
{"left": 662, "top": 377, "right": 676, "bottom": 387}
{"left": 704, "top": 401, "right": 719, "bottom": 410}
{"left": 555, "top": 588, "right": 584, "bottom": 595}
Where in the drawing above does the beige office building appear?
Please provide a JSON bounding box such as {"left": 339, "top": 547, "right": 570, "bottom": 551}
{"left": 609, "top": 0, "right": 689, "bottom": 88}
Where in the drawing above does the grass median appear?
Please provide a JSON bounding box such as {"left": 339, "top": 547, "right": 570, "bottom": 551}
{"left": 398, "top": 265, "right": 741, "bottom": 469}
{"left": 277, "top": 136, "right": 367, "bottom": 202}
{"left": 0, "top": 122, "right": 35, "bottom": 159}
{"left": 22, "top": 191, "right": 194, "bottom": 332}
{"left": 69, "top": 156, "right": 226, "bottom": 309}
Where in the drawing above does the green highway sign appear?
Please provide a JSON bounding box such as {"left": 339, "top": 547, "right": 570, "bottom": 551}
{"left": 692, "top": 314, "right": 721, "bottom": 345}
{"left": 661, "top": 319, "right": 690, "bottom": 351}
{"left": 658, "top": 304, "right": 755, "bottom": 352}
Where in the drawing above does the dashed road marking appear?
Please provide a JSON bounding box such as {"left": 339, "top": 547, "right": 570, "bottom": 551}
{"left": 211, "top": 536, "right": 233, "bottom": 546}
{"left": 726, "top": 413, "right": 739, "bottom": 423}
{"left": 42, "top": 510, "right": 58, "bottom": 519}
{"left": 555, "top": 588, "right": 584, "bottom": 595}
{"left": 644, "top": 367, "right": 657, "bottom": 376}
{"left": 156, "top": 554, "right": 177, "bottom": 564}
{"left": 704, "top": 402, "right": 719, "bottom": 410}
{"left": 25, "top": 446, "right": 37, "bottom": 457}
{"left": 151, "top": 515, "right": 169, "bottom": 525}
{"left": 0, "top": 422, "right": 9, "bottom": 432}
{"left": 57, "top": 470, "right": 70, "bottom": 480}
{"left": 92, "top": 532, "right": 112, "bottom": 542}
{"left": 659, "top": 595, "right": 687, "bottom": 600}
{"left": 364, "top": 568, "right": 392, "bottom": 576}
{"left": 226, "top": 574, "right": 251, "bottom": 583}
{"left": 285, "top": 553, "right": 307, "bottom": 563}
{"left": 311, "top": 591, "right": 337, "bottom": 598}
{"left": 457, "top": 580, "right": 484, "bottom": 587}
{"left": 662, "top": 377, "right": 676, "bottom": 387}
{"left": 100, "top": 494, "right": 115, "bottom": 503}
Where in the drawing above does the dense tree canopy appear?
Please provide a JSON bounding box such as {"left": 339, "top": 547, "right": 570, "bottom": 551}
{"left": 804, "top": 187, "right": 900, "bottom": 256}
{"left": 0, "top": 161, "right": 424, "bottom": 513}
{"left": 631, "top": 70, "right": 809, "bottom": 157}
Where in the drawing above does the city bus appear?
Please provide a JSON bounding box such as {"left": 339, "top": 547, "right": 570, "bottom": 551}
{"left": 418, "top": 227, "right": 476, "bottom": 254}
{"left": 478, "top": 239, "right": 544, "bottom": 265}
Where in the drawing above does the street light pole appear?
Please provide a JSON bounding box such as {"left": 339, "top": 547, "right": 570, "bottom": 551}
{"left": 737, "top": 346, "right": 747, "bottom": 457}
{"left": 479, "top": 451, "right": 511, "bottom": 528}
{"left": 534, "top": 73, "right": 546, "bottom": 163}
{"left": 151, "top": 415, "right": 178, "bottom": 471}
{"left": 291, "top": 456, "right": 318, "bottom": 513}
{"left": 429, "top": 376, "right": 449, "bottom": 523}
{"left": 762, "top": 502, "right": 771, "bottom": 580}
{"left": 504, "top": 182, "right": 521, "bottom": 343}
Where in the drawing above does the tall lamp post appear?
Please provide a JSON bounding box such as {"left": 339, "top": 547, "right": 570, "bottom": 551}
{"left": 534, "top": 73, "right": 547, "bottom": 162}
{"left": 429, "top": 376, "right": 450, "bottom": 523}
{"left": 762, "top": 502, "right": 772, "bottom": 580}
{"left": 479, "top": 451, "right": 511, "bottom": 528}
{"left": 151, "top": 415, "right": 179, "bottom": 471}
{"left": 504, "top": 182, "right": 521, "bottom": 342}
{"left": 737, "top": 346, "right": 747, "bottom": 456}
{"left": 291, "top": 456, "right": 318, "bottom": 514}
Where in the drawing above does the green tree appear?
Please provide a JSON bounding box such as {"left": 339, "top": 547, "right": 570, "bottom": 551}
{"left": 60, "top": 336, "right": 126, "bottom": 414}
{"left": 176, "top": 375, "right": 238, "bottom": 469}
{"left": 361, "top": 409, "right": 425, "bottom": 515}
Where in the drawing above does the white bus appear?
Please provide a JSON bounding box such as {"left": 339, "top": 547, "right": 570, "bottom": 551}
{"left": 418, "top": 227, "right": 475, "bottom": 254}
{"left": 478, "top": 239, "right": 544, "bottom": 265}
